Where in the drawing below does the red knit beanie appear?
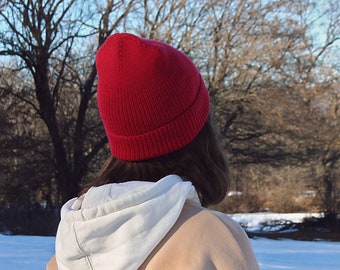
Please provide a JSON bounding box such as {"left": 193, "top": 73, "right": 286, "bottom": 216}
{"left": 96, "top": 33, "right": 210, "bottom": 161}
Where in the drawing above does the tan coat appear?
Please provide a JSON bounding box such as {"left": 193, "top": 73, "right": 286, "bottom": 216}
{"left": 47, "top": 202, "right": 259, "bottom": 270}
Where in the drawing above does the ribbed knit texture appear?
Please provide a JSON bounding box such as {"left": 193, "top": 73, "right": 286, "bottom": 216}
{"left": 96, "top": 33, "right": 210, "bottom": 161}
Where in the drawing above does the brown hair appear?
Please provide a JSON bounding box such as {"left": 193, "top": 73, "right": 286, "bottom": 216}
{"left": 81, "top": 116, "right": 229, "bottom": 207}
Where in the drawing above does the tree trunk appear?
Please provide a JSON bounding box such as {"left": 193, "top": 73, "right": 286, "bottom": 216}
{"left": 33, "top": 66, "right": 76, "bottom": 203}
{"left": 322, "top": 158, "right": 337, "bottom": 216}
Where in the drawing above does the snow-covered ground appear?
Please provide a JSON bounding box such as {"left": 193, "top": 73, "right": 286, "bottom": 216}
{"left": 252, "top": 237, "right": 340, "bottom": 270}
{"left": 0, "top": 213, "right": 339, "bottom": 270}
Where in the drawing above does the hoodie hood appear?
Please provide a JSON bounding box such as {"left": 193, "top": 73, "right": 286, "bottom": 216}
{"left": 55, "top": 175, "right": 200, "bottom": 270}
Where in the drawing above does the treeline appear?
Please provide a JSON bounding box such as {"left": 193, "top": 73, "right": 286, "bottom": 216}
{"left": 0, "top": 0, "right": 339, "bottom": 235}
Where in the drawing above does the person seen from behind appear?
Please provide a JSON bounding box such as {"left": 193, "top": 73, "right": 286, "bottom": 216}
{"left": 46, "top": 33, "right": 260, "bottom": 270}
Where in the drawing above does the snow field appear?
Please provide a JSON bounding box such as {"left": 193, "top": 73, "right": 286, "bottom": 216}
{"left": 0, "top": 212, "right": 339, "bottom": 270}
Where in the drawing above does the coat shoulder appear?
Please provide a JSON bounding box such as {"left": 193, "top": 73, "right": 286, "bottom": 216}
{"left": 141, "top": 202, "right": 259, "bottom": 270}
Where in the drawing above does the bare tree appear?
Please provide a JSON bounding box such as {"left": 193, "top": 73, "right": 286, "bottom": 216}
{"left": 175, "top": 0, "right": 340, "bottom": 214}
{"left": 0, "top": 0, "right": 136, "bottom": 204}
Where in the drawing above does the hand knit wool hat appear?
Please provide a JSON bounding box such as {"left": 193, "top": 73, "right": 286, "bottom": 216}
{"left": 96, "top": 33, "right": 210, "bottom": 161}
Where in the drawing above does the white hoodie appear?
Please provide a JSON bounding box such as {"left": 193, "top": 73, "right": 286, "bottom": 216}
{"left": 55, "top": 175, "right": 200, "bottom": 270}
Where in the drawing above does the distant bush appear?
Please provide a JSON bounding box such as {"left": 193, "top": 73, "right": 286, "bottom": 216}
{"left": 247, "top": 215, "right": 340, "bottom": 241}
{"left": 214, "top": 163, "right": 325, "bottom": 214}
{"left": 0, "top": 203, "right": 59, "bottom": 236}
